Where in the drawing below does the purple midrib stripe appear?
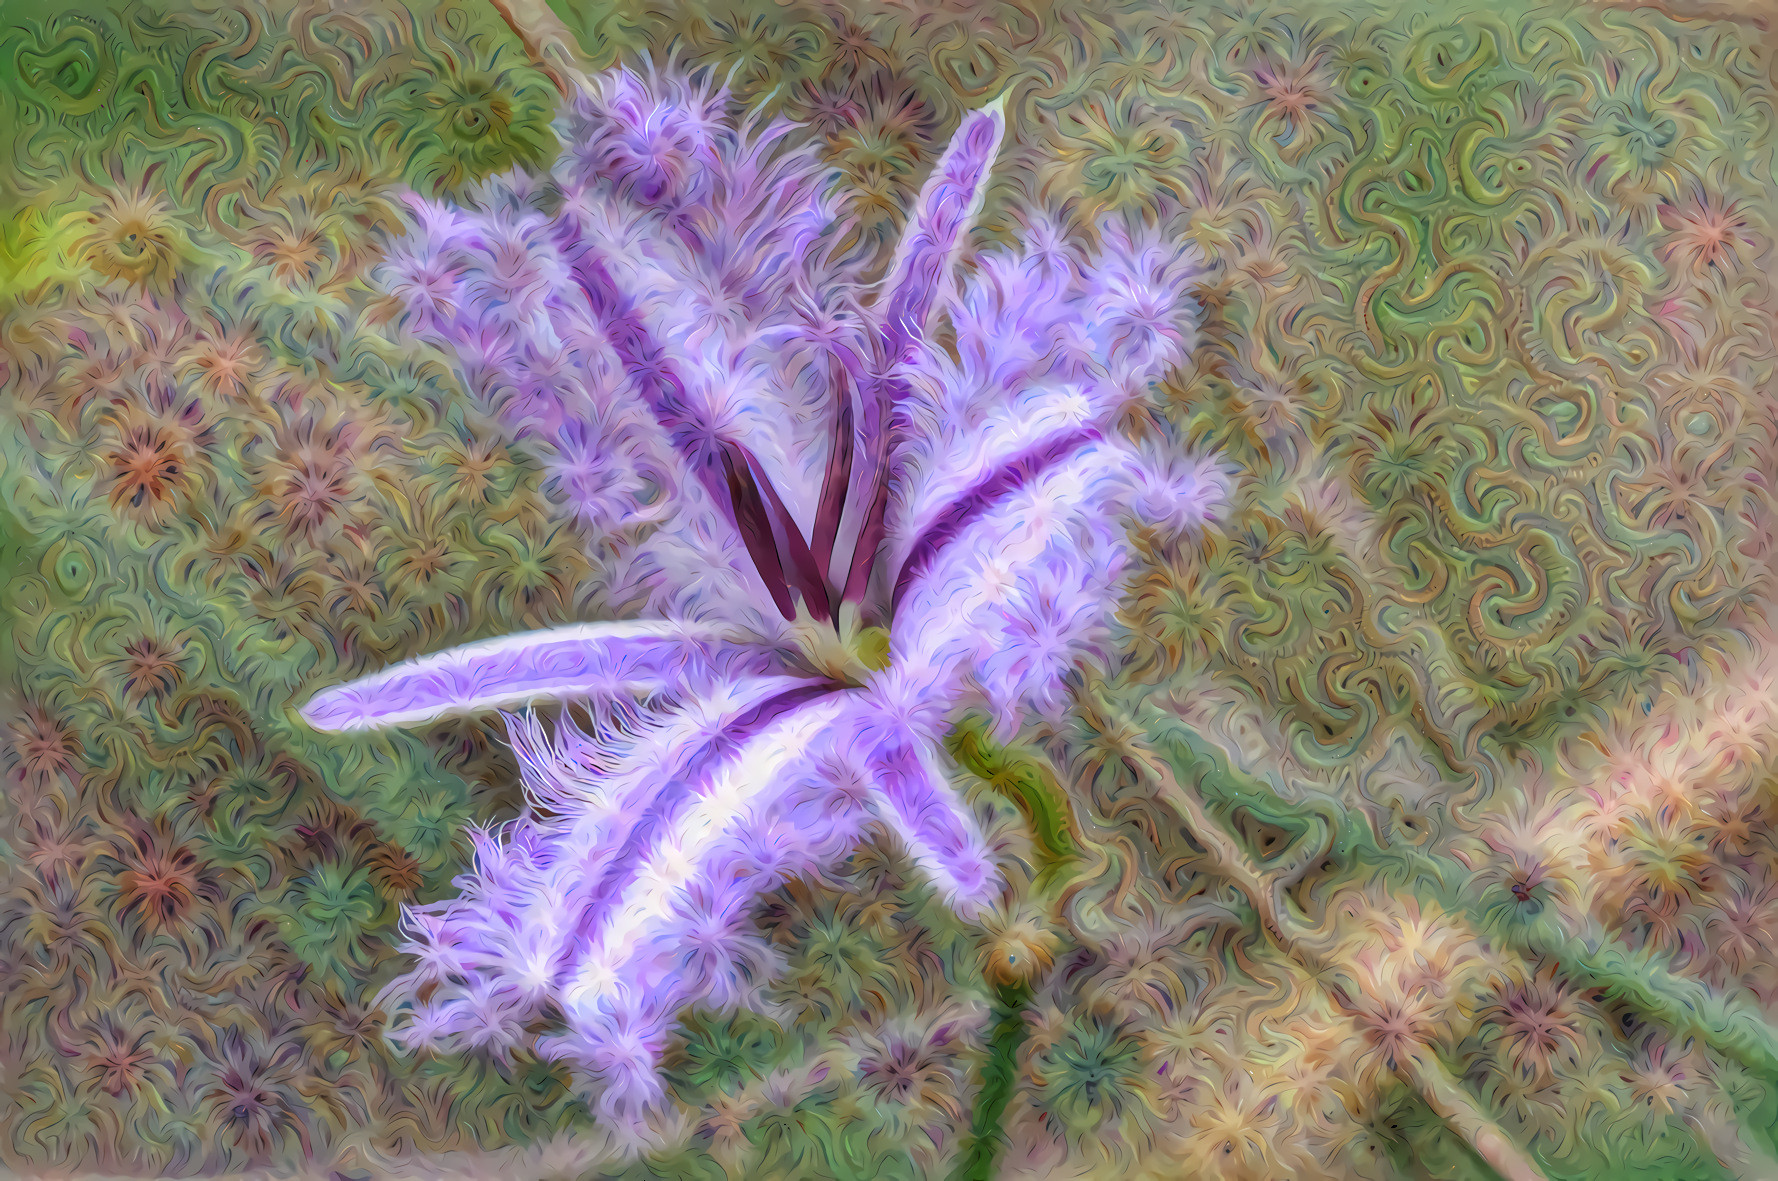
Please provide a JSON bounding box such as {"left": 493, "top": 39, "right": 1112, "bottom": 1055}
{"left": 553, "top": 217, "right": 729, "bottom": 513}
{"left": 890, "top": 426, "right": 1100, "bottom": 613}
{"left": 838, "top": 367, "right": 906, "bottom": 610}
{"left": 841, "top": 114, "right": 1001, "bottom": 613}
{"left": 736, "top": 442, "right": 834, "bottom": 623}
{"left": 558, "top": 214, "right": 831, "bottom": 623}
{"left": 568, "top": 681, "right": 837, "bottom": 947}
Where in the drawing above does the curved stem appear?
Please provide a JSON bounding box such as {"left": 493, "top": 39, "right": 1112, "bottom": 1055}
{"left": 943, "top": 724, "right": 1089, "bottom": 1181}
{"left": 1120, "top": 705, "right": 1551, "bottom": 1181}
{"left": 1137, "top": 694, "right": 1778, "bottom": 1094}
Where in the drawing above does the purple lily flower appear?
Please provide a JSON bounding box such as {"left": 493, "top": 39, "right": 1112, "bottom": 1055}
{"left": 303, "top": 66, "right": 1228, "bottom": 1125}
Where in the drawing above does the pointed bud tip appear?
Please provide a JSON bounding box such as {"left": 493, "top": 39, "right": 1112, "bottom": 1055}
{"left": 299, "top": 692, "right": 359, "bottom": 733}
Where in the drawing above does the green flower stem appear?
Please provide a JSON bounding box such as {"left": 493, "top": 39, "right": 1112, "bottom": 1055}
{"left": 943, "top": 714, "right": 1536, "bottom": 1180}
{"left": 944, "top": 717, "right": 1546, "bottom": 1181}
{"left": 947, "top": 977, "right": 1036, "bottom": 1181}
{"left": 944, "top": 722, "right": 1076, "bottom": 1181}
{"left": 946, "top": 718, "right": 1085, "bottom": 890}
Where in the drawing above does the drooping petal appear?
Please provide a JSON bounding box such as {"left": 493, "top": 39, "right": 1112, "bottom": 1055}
{"left": 659, "top": 879, "right": 784, "bottom": 1011}
{"left": 537, "top": 752, "right": 871, "bottom": 1123}
{"left": 555, "top": 678, "right": 837, "bottom": 935}
{"left": 559, "top": 691, "right": 854, "bottom": 1023}
{"left": 373, "top": 819, "right": 575, "bottom": 1048}
{"left": 887, "top": 433, "right": 1229, "bottom": 743}
{"left": 545, "top": 1001, "right": 674, "bottom": 1129}
{"left": 374, "top": 671, "right": 832, "bottom": 1066}
{"left": 867, "top": 730, "right": 1000, "bottom": 918}
{"left": 502, "top": 671, "right": 820, "bottom": 815}
{"left": 299, "top": 619, "right": 743, "bottom": 731}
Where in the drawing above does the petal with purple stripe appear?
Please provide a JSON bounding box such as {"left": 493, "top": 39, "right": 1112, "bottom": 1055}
{"left": 868, "top": 730, "right": 999, "bottom": 918}
{"left": 299, "top": 620, "right": 739, "bottom": 731}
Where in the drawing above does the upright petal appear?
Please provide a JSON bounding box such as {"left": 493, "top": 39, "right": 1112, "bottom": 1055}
{"left": 502, "top": 671, "right": 820, "bottom": 816}
{"left": 889, "top": 442, "right": 1130, "bottom": 694}
{"left": 840, "top": 93, "right": 1010, "bottom": 611}
{"left": 880, "top": 93, "right": 1009, "bottom": 356}
{"left": 1081, "top": 218, "right": 1205, "bottom": 393}
{"left": 888, "top": 383, "right": 1102, "bottom": 606}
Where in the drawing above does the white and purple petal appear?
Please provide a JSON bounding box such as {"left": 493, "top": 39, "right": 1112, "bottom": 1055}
{"left": 299, "top": 619, "right": 742, "bottom": 731}
{"left": 880, "top": 94, "right": 1009, "bottom": 356}
{"left": 557, "top": 691, "right": 854, "bottom": 1024}
{"left": 865, "top": 729, "right": 999, "bottom": 918}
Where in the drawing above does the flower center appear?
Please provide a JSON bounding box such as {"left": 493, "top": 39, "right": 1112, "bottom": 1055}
{"left": 789, "top": 615, "right": 893, "bottom": 685}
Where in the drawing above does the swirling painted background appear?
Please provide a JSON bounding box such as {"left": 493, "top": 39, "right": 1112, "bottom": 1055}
{"left": 2, "top": 0, "right": 1777, "bottom": 1177}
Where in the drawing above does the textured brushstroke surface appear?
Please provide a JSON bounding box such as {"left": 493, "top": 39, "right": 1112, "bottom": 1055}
{"left": 1, "top": 0, "right": 1778, "bottom": 1178}
{"left": 295, "top": 58, "right": 1223, "bottom": 1134}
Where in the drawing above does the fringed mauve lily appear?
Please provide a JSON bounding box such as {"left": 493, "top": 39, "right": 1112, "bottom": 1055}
{"left": 302, "top": 66, "right": 1227, "bottom": 1124}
